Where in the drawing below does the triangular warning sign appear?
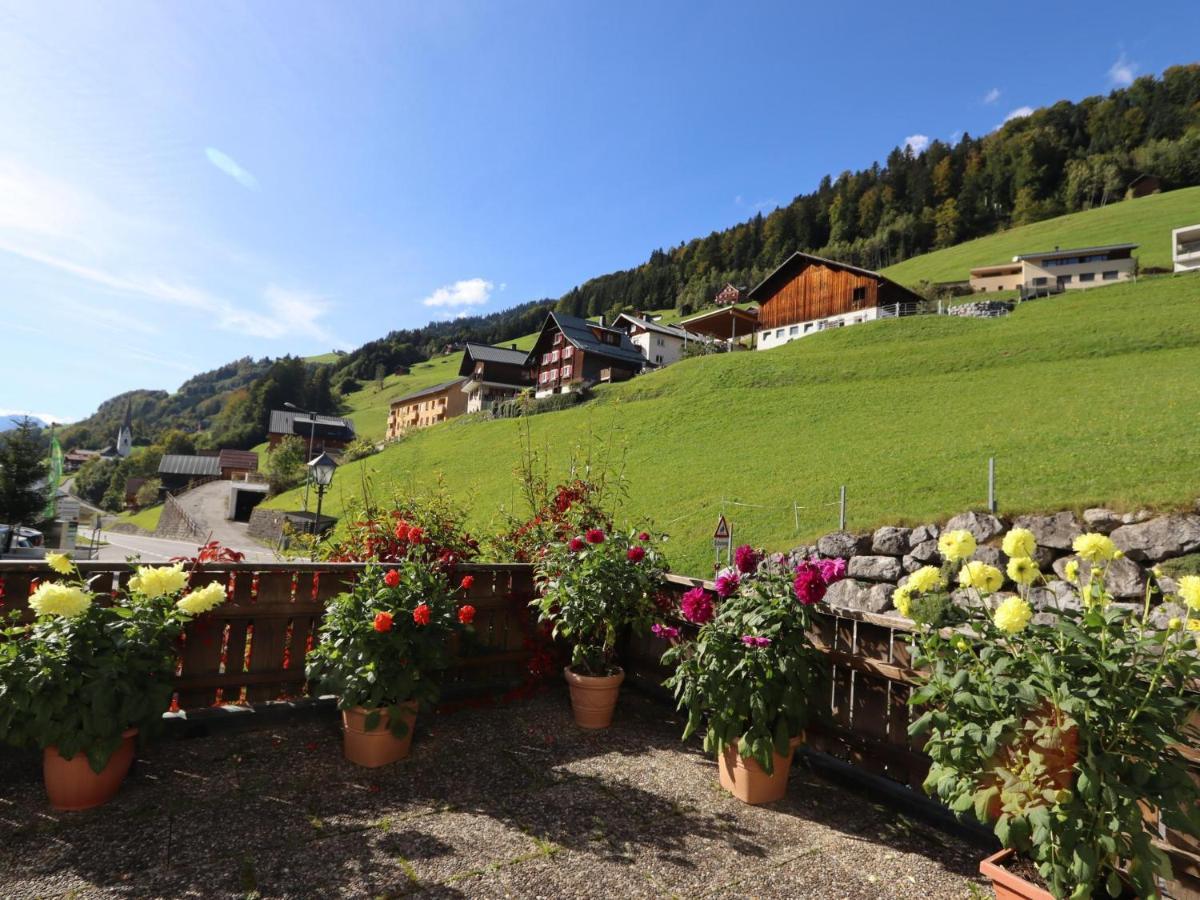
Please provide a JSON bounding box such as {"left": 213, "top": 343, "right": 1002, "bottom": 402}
{"left": 713, "top": 514, "right": 730, "bottom": 541}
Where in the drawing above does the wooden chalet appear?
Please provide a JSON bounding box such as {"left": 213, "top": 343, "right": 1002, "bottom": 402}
{"left": 267, "top": 410, "right": 356, "bottom": 451}
{"left": 217, "top": 449, "right": 259, "bottom": 480}
{"left": 747, "top": 252, "right": 923, "bottom": 350}
{"left": 713, "top": 282, "right": 745, "bottom": 306}
{"left": 458, "top": 343, "right": 533, "bottom": 414}
{"left": 526, "top": 312, "right": 646, "bottom": 398}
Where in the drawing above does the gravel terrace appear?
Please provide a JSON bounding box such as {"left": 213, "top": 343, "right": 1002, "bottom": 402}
{"left": 0, "top": 691, "right": 987, "bottom": 899}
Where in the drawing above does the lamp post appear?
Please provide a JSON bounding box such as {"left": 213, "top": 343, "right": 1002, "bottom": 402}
{"left": 284, "top": 401, "right": 318, "bottom": 514}
{"left": 306, "top": 452, "right": 337, "bottom": 536}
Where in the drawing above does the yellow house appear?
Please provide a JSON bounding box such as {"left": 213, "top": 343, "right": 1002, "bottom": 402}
{"left": 386, "top": 378, "right": 468, "bottom": 439}
{"left": 969, "top": 243, "right": 1137, "bottom": 296}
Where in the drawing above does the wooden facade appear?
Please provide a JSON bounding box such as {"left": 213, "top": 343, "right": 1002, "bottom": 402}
{"left": 749, "top": 252, "right": 923, "bottom": 331}
{"left": 528, "top": 313, "right": 643, "bottom": 396}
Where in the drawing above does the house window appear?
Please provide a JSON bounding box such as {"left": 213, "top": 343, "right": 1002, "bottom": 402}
{"left": 539, "top": 372, "right": 548, "bottom": 384}
{"left": 851, "top": 286, "right": 867, "bottom": 305}
{"left": 562, "top": 345, "right": 573, "bottom": 358}
{"left": 656, "top": 337, "right": 664, "bottom": 346}
{"left": 804, "top": 323, "right": 813, "bottom": 333}
{"left": 553, "top": 332, "right": 562, "bottom": 345}
{"left": 789, "top": 325, "right": 799, "bottom": 336}
{"left": 541, "top": 353, "right": 550, "bottom": 364}
{"left": 1032, "top": 277, "right": 1047, "bottom": 286}
{"left": 1057, "top": 275, "right": 1072, "bottom": 287}
{"left": 550, "top": 350, "right": 559, "bottom": 362}
{"left": 655, "top": 355, "right": 663, "bottom": 363}
{"left": 1102, "top": 270, "right": 1118, "bottom": 281}
{"left": 1079, "top": 272, "right": 1095, "bottom": 283}
{"left": 775, "top": 329, "right": 784, "bottom": 338}
{"left": 561, "top": 364, "right": 572, "bottom": 378}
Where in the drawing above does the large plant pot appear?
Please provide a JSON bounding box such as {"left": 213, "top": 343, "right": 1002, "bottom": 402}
{"left": 563, "top": 666, "right": 624, "bottom": 729}
{"left": 979, "top": 849, "right": 1054, "bottom": 900}
{"left": 342, "top": 702, "right": 417, "bottom": 768}
{"left": 43, "top": 727, "right": 138, "bottom": 811}
{"left": 718, "top": 739, "right": 797, "bottom": 805}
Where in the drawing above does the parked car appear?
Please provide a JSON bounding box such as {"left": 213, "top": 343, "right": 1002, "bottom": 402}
{"left": 0, "top": 525, "right": 46, "bottom": 560}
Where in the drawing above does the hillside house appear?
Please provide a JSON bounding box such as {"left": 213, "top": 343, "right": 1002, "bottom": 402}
{"left": 1173, "top": 225, "right": 1200, "bottom": 272}
{"left": 157, "top": 454, "right": 221, "bottom": 493}
{"left": 457, "top": 344, "right": 532, "bottom": 414}
{"left": 1127, "top": 174, "right": 1161, "bottom": 198}
{"left": 386, "top": 378, "right": 468, "bottom": 438}
{"left": 611, "top": 313, "right": 703, "bottom": 367}
{"left": 267, "top": 410, "right": 356, "bottom": 452}
{"left": 526, "top": 313, "right": 646, "bottom": 398}
{"left": 679, "top": 306, "right": 759, "bottom": 351}
{"left": 64, "top": 448, "right": 100, "bottom": 472}
{"left": 217, "top": 449, "right": 259, "bottom": 480}
{"left": 969, "top": 243, "right": 1138, "bottom": 296}
{"left": 747, "top": 252, "right": 923, "bottom": 351}
{"left": 713, "top": 282, "right": 745, "bottom": 306}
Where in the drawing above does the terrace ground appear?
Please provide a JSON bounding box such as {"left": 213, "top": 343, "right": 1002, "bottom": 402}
{"left": 0, "top": 691, "right": 985, "bottom": 899}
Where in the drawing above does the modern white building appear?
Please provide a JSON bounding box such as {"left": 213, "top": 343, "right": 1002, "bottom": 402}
{"left": 1173, "top": 225, "right": 1200, "bottom": 273}
{"left": 610, "top": 313, "right": 704, "bottom": 367}
{"left": 969, "top": 243, "right": 1138, "bottom": 295}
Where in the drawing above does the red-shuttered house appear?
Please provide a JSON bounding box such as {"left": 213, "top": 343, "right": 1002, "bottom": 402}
{"left": 525, "top": 312, "right": 646, "bottom": 398}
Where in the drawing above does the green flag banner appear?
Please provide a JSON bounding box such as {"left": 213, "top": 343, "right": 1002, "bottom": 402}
{"left": 44, "top": 434, "right": 63, "bottom": 520}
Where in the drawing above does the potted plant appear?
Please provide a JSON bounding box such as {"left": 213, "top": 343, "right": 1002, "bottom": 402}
{"left": 306, "top": 555, "right": 472, "bottom": 767}
{"left": 899, "top": 527, "right": 1200, "bottom": 898}
{"left": 0, "top": 555, "right": 227, "bottom": 809}
{"left": 661, "top": 546, "right": 845, "bottom": 803}
{"left": 533, "top": 527, "right": 666, "bottom": 728}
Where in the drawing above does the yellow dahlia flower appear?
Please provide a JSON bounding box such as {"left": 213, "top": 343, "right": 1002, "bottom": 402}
{"left": 1006, "top": 556, "right": 1039, "bottom": 586}
{"left": 1001, "top": 528, "right": 1037, "bottom": 560}
{"left": 1063, "top": 560, "right": 1080, "bottom": 582}
{"left": 177, "top": 581, "right": 227, "bottom": 615}
{"left": 1072, "top": 533, "right": 1117, "bottom": 564}
{"left": 905, "top": 566, "right": 944, "bottom": 594}
{"left": 1188, "top": 618, "right": 1200, "bottom": 632}
{"left": 129, "top": 562, "right": 188, "bottom": 599}
{"left": 29, "top": 582, "right": 92, "bottom": 617}
{"left": 993, "top": 595, "right": 1032, "bottom": 634}
{"left": 892, "top": 584, "right": 913, "bottom": 618}
{"left": 958, "top": 560, "right": 1004, "bottom": 593}
{"left": 46, "top": 552, "right": 74, "bottom": 575}
{"left": 938, "top": 529, "right": 977, "bottom": 562}
{"left": 1178, "top": 576, "right": 1200, "bottom": 612}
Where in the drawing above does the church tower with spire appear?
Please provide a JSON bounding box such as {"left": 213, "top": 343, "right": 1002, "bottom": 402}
{"left": 116, "top": 402, "right": 133, "bottom": 458}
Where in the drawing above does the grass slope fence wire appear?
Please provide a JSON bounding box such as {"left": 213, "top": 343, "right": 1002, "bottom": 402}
{"left": 0, "top": 561, "right": 539, "bottom": 708}
{"left": 632, "top": 573, "right": 1200, "bottom": 899}
{"left": 3, "top": 561, "right": 1200, "bottom": 895}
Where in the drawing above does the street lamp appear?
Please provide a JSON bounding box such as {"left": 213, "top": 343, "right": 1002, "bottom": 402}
{"left": 306, "top": 451, "right": 337, "bottom": 536}
{"left": 284, "top": 401, "right": 318, "bottom": 513}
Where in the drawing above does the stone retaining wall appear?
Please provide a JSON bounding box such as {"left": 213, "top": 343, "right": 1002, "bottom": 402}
{"left": 795, "top": 506, "right": 1200, "bottom": 624}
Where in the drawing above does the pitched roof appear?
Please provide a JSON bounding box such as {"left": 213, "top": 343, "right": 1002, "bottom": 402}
{"left": 1012, "top": 243, "right": 1138, "bottom": 262}
{"left": 746, "top": 251, "right": 922, "bottom": 303}
{"left": 389, "top": 378, "right": 469, "bottom": 407}
{"left": 158, "top": 454, "right": 221, "bottom": 477}
{"left": 461, "top": 342, "right": 529, "bottom": 365}
{"left": 612, "top": 313, "right": 697, "bottom": 341}
{"left": 217, "top": 449, "right": 259, "bottom": 471}
{"left": 531, "top": 312, "right": 646, "bottom": 367}
{"left": 268, "top": 409, "right": 356, "bottom": 437}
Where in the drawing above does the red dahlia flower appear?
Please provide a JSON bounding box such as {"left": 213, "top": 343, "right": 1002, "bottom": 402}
{"left": 412, "top": 604, "right": 431, "bottom": 626}
{"left": 460, "top": 575, "right": 475, "bottom": 590}
{"left": 458, "top": 604, "right": 476, "bottom": 625}
{"left": 585, "top": 528, "right": 605, "bottom": 544}
{"left": 734, "top": 544, "right": 761, "bottom": 575}
{"left": 373, "top": 612, "right": 394, "bottom": 632}
{"left": 384, "top": 569, "right": 401, "bottom": 588}
{"left": 638, "top": 531, "right": 651, "bottom": 541}
{"left": 407, "top": 526, "right": 425, "bottom": 544}
{"left": 793, "top": 563, "right": 827, "bottom": 606}
{"left": 568, "top": 537, "right": 585, "bottom": 552}
{"left": 627, "top": 546, "right": 646, "bottom": 563}
{"left": 680, "top": 588, "right": 714, "bottom": 625}
{"left": 394, "top": 522, "right": 410, "bottom": 541}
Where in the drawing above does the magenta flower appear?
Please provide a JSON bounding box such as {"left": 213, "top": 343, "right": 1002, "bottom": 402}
{"left": 714, "top": 567, "right": 740, "bottom": 599}
{"left": 651, "top": 623, "right": 680, "bottom": 641}
{"left": 585, "top": 528, "right": 605, "bottom": 544}
{"left": 734, "top": 544, "right": 761, "bottom": 575}
{"left": 568, "top": 537, "right": 585, "bottom": 553}
{"left": 680, "top": 587, "right": 714, "bottom": 625}
{"left": 627, "top": 545, "right": 646, "bottom": 563}
{"left": 814, "top": 556, "right": 847, "bottom": 584}
{"left": 740, "top": 635, "right": 771, "bottom": 648}
{"left": 793, "top": 562, "right": 827, "bottom": 606}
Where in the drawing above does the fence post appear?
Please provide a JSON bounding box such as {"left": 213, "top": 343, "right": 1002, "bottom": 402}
{"left": 839, "top": 485, "right": 847, "bottom": 530}
{"left": 793, "top": 501, "right": 800, "bottom": 534}
{"left": 987, "top": 457, "right": 997, "bottom": 514}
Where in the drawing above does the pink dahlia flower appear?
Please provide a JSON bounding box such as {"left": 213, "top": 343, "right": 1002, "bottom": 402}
{"left": 793, "top": 562, "right": 828, "bottom": 606}
{"left": 714, "top": 567, "right": 740, "bottom": 599}
{"left": 734, "top": 544, "right": 761, "bottom": 575}
{"left": 680, "top": 587, "right": 714, "bottom": 625}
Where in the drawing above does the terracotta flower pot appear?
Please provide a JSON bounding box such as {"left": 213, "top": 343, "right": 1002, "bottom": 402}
{"left": 43, "top": 727, "right": 138, "bottom": 811}
{"left": 979, "top": 849, "right": 1054, "bottom": 900}
{"left": 718, "top": 739, "right": 796, "bottom": 805}
{"left": 563, "top": 666, "right": 624, "bottom": 729}
{"left": 341, "top": 702, "right": 418, "bottom": 768}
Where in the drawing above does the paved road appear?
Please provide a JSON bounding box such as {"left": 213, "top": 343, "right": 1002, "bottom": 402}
{"left": 93, "top": 529, "right": 282, "bottom": 563}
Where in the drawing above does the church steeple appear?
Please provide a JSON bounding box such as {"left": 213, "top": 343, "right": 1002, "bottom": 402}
{"left": 116, "top": 402, "right": 133, "bottom": 458}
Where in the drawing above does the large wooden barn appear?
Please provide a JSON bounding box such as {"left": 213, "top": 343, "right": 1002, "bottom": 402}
{"left": 747, "top": 252, "right": 923, "bottom": 351}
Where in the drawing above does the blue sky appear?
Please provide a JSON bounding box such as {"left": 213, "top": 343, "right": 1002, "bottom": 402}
{"left": 1, "top": 0, "right": 1193, "bottom": 423}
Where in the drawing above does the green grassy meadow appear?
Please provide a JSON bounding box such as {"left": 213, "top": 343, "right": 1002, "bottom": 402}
{"left": 268, "top": 273, "right": 1200, "bottom": 576}
{"left": 116, "top": 504, "right": 163, "bottom": 531}
{"left": 883, "top": 187, "right": 1200, "bottom": 285}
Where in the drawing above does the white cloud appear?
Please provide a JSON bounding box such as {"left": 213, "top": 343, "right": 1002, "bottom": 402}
{"left": 904, "top": 134, "right": 930, "bottom": 154}
{"left": 421, "top": 277, "right": 493, "bottom": 308}
{"left": 1108, "top": 52, "right": 1138, "bottom": 87}
{"left": 950, "top": 130, "right": 963, "bottom": 143}
{"left": 204, "top": 147, "right": 259, "bottom": 190}
{"left": 0, "top": 408, "right": 75, "bottom": 425}
{"left": 1003, "top": 106, "right": 1034, "bottom": 124}
{"left": 983, "top": 87, "right": 1001, "bottom": 105}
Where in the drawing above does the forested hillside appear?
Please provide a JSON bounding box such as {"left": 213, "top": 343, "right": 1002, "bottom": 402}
{"left": 554, "top": 65, "right": 1200, "bottom": 318}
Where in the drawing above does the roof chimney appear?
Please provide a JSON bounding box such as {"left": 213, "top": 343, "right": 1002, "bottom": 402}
{"left": 510, "top": 344, "right": 517, "bottom": 350}
{"left": 598, "top": 314, "right": 606, "bottom": 328}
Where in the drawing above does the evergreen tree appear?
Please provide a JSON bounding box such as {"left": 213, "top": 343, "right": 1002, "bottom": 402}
{"left": 0, "top": 418, "right": 46, "bottom": 551}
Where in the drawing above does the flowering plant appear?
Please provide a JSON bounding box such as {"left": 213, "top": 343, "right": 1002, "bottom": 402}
{"left": 305, "top": 557, "right": 472, "bottom": 735}
{"left": 0, "top": 556, "right": 227, "bottom": 772}
{"left": 322, "top": 487, "right": 479, "bottom": 567}
{"left": 532, "top": 527, "right": 666, "bottom": 676}
{"left": 662, "top": 547, "right": 846, "bottom": 772}
{"left": 902, "top": 528, "right": 1200, "bottom": 897}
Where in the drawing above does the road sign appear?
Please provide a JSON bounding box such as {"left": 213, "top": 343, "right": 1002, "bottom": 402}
{"left": 713, "top": 513, "right": 731, "bottom": 548}
{"left": 56, "top": 498, "right": 81, "bottom": 523}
